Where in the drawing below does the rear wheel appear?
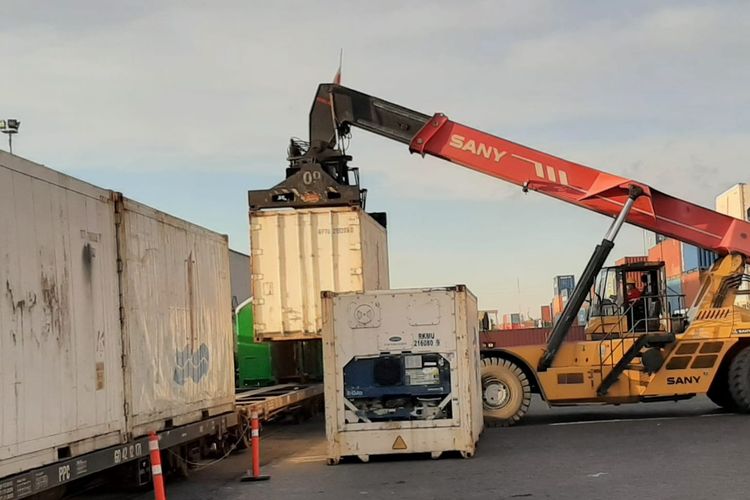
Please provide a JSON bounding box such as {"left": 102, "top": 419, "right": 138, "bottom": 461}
{"left": 481, "top": 357, "right": 531, "bottom": 426}
{"left": 729, "top": 345, "right": 750, "bottom": 412}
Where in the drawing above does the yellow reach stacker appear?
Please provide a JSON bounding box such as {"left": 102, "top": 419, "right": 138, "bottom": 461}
{"left": 266, "top": 82, "right": 750, "bottom": 426}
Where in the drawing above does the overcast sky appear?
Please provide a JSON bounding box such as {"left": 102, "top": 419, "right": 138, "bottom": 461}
{"left": 3, "top": 1, "right": 749, "bottom": 316}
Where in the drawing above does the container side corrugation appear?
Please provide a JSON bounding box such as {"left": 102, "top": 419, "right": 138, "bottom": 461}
{"left": 0, "top": 152, "right": 235, "bottom": 478}
{"left": 250, "top": 207, "right": 389, "bottom": 341}
{"left": 119, "top": 198, "right": 235, "bottom": 433}
{"left": 1, "top": 152, "right": 126, "bottom": 477}
{"left": 648, "top": 239, "right": 683, "bottom": 279}
{"left": 681, "top": 244, "right": 718, "bottom": 273}
{"left": 715, "top": 183, "right": 750, "bottom": 221}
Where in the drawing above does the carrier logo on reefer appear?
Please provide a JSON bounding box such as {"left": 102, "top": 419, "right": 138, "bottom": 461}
{"left": 173, "top": 343, "right": 210, "bottom": 385}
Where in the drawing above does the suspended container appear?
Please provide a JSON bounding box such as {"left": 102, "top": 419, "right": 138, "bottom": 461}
{"left": 322, "top": 286, "right": 483, "bottom": 464}
{"left": 250, "top": 206, "right": 389, "bottom": 341}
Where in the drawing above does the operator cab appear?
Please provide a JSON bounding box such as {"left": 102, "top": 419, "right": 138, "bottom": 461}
{"left": 585, "top": 261, "right": 686, "bottom": 340}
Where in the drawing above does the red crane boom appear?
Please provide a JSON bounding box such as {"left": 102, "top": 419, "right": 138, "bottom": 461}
{"left": 306, "top": 84, "right": 750, "bottom": 258}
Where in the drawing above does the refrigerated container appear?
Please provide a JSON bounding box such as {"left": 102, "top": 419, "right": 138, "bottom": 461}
{"left": 0, "top": 153, "right": 125, "bottom": 478}
{"left": 250, "top": 206, "right": 389, "bottom": 341}
{"left": 0, "top": 151, "right": 235, "bottom": 481}
{"left": 115, "top": 196, "right": 235, "bottom": 436}
{"left": 322, "top": 286, "right": 483, "bottom": 463}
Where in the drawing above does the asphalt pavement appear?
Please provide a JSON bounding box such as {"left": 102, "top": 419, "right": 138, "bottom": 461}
{"left": 73, "top": 396, "right": 750, "bottom": 500}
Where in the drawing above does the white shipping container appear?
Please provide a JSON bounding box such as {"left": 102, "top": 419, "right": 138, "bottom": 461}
{"left": 716, "top": 183, "right": 750, "bottom": 222}
{"left": 322, "top": 286, "right": 483, "bottom": 464}
{"left": 251, "top": 207, "right": 389, "bottom": 341}
{"left": 0, "top": 152, "right": 125, "bottom": 477}
{"left": 0, "top": 152, "right": 235, "bottom": 478}
{"left": 116, "top": 198, "right": 235, "bottom": 436}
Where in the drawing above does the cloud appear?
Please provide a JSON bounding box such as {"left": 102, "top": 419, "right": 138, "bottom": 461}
{"left": 4, "top": 1, "right": 750, "bottom": 316}
{"left": 3, "top": 2, "right": 749, "bottom": 179}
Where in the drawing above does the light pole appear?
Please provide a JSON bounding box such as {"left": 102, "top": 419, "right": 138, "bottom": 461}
{"left": 0, "top": 119, "right": 21, "bottom": 154}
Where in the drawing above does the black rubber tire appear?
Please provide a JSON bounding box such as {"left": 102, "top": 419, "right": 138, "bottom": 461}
{"left": 729, "top": 345, "right": 750, "bottom": 412}
{"left": 481, "top": 357, "right": 531, "bottom": 427}
{"left": 707, "top": 360, "right": 737, "bottom": 411}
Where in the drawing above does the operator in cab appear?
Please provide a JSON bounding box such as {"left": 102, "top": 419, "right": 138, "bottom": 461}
{"left": 626, "top": 283, "right": 642, "bottom": 304}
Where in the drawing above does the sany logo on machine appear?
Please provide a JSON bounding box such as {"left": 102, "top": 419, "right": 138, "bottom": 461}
{"left": 448, "top": 134, "right": 569, "bottom": 185}
{"left": 449, "top": 134, "right": 506, "bottom": 162}
{"left": 667, "top": 376, "right": 701, "bottom": 385}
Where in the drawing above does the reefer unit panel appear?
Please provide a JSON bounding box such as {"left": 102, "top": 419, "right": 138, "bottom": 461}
{"left": 116, "top": 197, "right": 235, "bottom": 436}
{"left": 251, "top": 207, "right": 389, "bottom": 341}
{"left": 0, "top": 152, "right": 125, "bottom": 477}
{"left": 322, "top": 286, "right": 483, "bottom": 463}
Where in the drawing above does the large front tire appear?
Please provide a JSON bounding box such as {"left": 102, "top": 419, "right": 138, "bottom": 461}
{"left": 729, "top": 345, "right": 750, "bottom": 412}
{"left": 481, "top": 357, "right": 531, "bottom": 427}
{"left": 707, "top": 359, "right": 737, "bottom": 411}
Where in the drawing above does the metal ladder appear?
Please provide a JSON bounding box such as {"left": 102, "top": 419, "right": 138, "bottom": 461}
{"left": 595, "top": 302, "right": 675, "bottom": 396}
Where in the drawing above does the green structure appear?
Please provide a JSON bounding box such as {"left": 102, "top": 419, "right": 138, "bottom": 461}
{"left": 235, "top": 299, "right": 275, "bottom": 388}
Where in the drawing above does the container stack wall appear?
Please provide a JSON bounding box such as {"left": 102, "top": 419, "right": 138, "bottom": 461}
{"left": 666, "top": 277, "right": 684, "bottom": 313}
{"left": 648, "top": 239, "right": 683, "bottom": 279}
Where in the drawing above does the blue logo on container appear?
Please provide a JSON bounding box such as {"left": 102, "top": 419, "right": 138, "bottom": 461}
{"left": 173, "top": 343, "right": 210, "bottom": 385}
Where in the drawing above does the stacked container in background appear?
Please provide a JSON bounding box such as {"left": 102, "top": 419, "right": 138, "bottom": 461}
{"left": 716, "top": 183, "right": 750, "bottom": 222}
{"left": 645, "top": 238, "right": 720, "bottom": 310}
{"left": 615, "top": 256, "right": 650, "bottom": 288}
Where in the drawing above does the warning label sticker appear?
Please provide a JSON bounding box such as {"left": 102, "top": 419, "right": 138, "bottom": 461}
{"left": 392, "top": 436, "right": 407, "bottom": 450}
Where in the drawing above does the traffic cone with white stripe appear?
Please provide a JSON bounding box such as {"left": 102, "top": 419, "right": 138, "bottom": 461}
{"left": 241, "top": 412, "right": 270, "bottom": 482}
{"left": 148, "top": 432, "right": 167, "bottom": 500}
